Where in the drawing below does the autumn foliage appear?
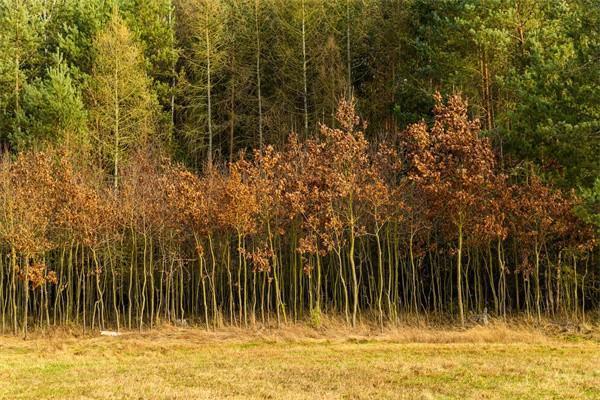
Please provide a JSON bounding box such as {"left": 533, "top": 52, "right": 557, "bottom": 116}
{"left": 0, "top": 95, "right": 596, "bottom": 336}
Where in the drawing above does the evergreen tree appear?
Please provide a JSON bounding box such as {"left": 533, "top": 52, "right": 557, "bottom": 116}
{"left": 0, "top": 0, "right": 44, "bottom": 150}
{"left": 502, "top": 0, "right": 600, "bottom": 187}
{"left": 22, "top": 54, "right": 88, "bottom": 150}
{"left": 122, "top": 0, "right": 179, "bottom": 145}
{"left": 43, "top": 0, "right": 110, "bottom": 83}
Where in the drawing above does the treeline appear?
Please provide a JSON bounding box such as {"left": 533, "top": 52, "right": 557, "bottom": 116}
{"left": 0, "top": 95, "right": 597, "bottom": 337}
{"left": 0, "top": 0, "right": 598, "bottom": 186}
{"left": 0, "top": 0, "right": 598, "bottom": 336}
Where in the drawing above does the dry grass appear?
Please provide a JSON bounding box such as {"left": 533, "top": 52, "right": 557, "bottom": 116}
{"left": 1, "top": 323, "right": 599, "bottom": 399}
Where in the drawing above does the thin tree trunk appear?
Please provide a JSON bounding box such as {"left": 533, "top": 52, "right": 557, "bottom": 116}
{"left": 255, "top": 0, "right": 263, "bottom": 148}
{"left": 457, "top": 221, "right": 465, "bottom": 327}
{"left": 301, "top": 0, "right": 309, "bottom": 137}
{"left": 206, "top": 10, "right": 213, "bottom": 166}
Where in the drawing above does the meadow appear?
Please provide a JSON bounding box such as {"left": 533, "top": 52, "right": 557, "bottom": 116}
{"left": 1, "top": 324, "right": 599, "bottom": 399}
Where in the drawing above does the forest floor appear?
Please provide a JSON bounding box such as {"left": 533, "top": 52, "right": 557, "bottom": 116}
{"left": 1, "top": 322, "right": 599, "bottom": 399}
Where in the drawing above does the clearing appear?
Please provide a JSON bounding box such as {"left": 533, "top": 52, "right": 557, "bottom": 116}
{"left": 1, "top": 324, "right": 599, "bottom": 399}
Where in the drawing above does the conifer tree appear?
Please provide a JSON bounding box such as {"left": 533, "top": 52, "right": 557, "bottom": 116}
{"left": 176, "top": 0, "right": 228, "bottom": 167}
{"left": 23, "top": 55, "right": 88, "bottom": 151}
{"left": 0, "top": 0, "right": 43, "bottom": 150}
{"left": 122, "top": 0, "right": 179, "bottom": 146}
{"left": 88, "top": 10, "right": 158, "bottom": 189}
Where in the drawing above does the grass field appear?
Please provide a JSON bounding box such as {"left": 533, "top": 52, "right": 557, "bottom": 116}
{"left": 1, "top": 324, "right": 599, "bottom": 399}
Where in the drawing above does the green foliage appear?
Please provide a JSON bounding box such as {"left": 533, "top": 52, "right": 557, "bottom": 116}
{"left": 397, "top": 0, "right": 599, "bottom": 189}
{"left": 0, "top": 0, "right": 595, "bottom": 192}
{"left": 87, "top": 10, "right": 159, "bottom": 187}
{"left": 501, "top": 0, "right": 599, "bottom": 188}
{"left": 43, "top": 0, "right": 111, "bottom": 83}
{"left": 21, "top": 55, "right": 88, "bottom": 150}
{"left": 121, "top": 0, "right": 178, "bottom": 139}
{"left": 0, "top": 0, "right": 44, "bottom": 149}
{"left": 580, "top": 178, "right": 600, "bottom": 234}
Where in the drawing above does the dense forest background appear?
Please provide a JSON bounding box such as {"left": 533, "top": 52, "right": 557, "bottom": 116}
{"left": 0, "top": 0, "right": 598, "bottom": 336}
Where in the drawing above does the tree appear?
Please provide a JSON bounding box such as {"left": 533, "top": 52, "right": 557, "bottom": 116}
{"left": 0, "top": 151, "right": 57, "bottom": 337}
{"left": 0, "top": 0, "right": 43, "bottom": 150}
{"left": 122, "top": 0, "right": 179, "bottom": 146}
{"left": 88, "top": 10, "right": 158, "bottom": 189}
{"left": 502, "top": 0, "right": 600, "bottom": 188}
{"left": 42, "top": 0, "right": 110, "bottom": 84}
{"left": 270, "top": 0, "right": 326, "bottom": 139}
{"left": 404, "top": 93, "right": 499, "bottom": 326}
{"left": 0, "top": 0, "right": 598, "bottom": 336}
{"left": 319, "top": 97, "right": 372, "bottom": 327}
{"left": 581, "top": 178, "right": 600, "bottom": 235}
{"left": 176, "top": 0, "right": 228, "bottom": 167}
{"left": 23, "top": 54, "right": 88, "bottom": 151}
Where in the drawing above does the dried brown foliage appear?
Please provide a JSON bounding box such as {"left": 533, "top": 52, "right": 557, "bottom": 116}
{"left": 0, "top": 94, "right": 597, "bottom": 333}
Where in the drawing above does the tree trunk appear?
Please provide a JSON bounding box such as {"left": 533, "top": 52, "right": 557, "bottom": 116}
{"left": 457, "top": 222, "right": 465, "bottom": 327}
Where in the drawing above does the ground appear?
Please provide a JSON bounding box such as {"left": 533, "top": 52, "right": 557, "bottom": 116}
{"left": 1, "top": 324, "right": 599, "bottom": 399}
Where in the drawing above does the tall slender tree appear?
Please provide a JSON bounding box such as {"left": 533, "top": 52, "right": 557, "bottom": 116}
{"left": 87, "top": 10, "right": 158, "bottom": 189}
{"left": 176, "top": 0, "right": 228, "bottom": 167}
{"left": 0, "top": 0, "right": 43, "bottom": 150}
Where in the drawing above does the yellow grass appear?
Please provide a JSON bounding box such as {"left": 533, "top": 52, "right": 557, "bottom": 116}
{"left": 1, "top": 324, "right": 599, "bottom": 399}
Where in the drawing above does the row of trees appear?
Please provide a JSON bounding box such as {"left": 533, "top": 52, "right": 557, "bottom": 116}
{"left": 1, "top": 0, "right": 598, "bottom": 188}
{"left": 0, "top": 95, "right": 596, "bottom": 337}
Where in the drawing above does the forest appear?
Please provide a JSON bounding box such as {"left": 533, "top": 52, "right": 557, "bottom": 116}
{"left": 0, "top": 0, "right": 598, "bottom": 337}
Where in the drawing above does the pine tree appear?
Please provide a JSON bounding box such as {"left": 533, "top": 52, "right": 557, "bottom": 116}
{"left": 42, "top": 0, "right": 110, "bottom": 84}
{"left": 23, "top": 54, "right": 88, "bottom": 151}
{"left": 0, "top": 0, "right": 44, "bottom": 150}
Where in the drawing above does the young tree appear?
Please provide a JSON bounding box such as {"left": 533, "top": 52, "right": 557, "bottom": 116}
{"left": 0, "top": 0, "right": 43, "bottom": 150}
{"left": 23, "top": 55, "right": 88, "bottom": 151}
{"left": 122, "top": 0, "right": 179, "bottom": 146}
{"left": 0, "top": 151, "right": 57, "bottom": 337}
{"left": 404, "top": 93, "right": 499, "bottom": 326}
{"left": 88, "top": 10, "right": 158, "bottom": 189}
{"left": 319, "top": 97, "right": 372, "bottom": 327}
{"left": 176, "top": 0, "right": 228, "bottom": 167}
